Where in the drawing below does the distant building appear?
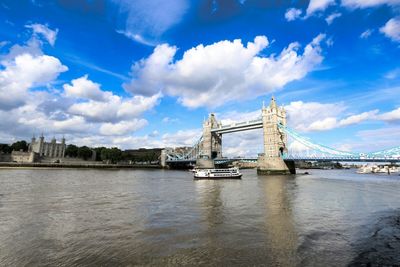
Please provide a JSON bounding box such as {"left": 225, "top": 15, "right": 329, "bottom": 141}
{"left": 11, "top": 151, "right": 37, "bottom": 163}
{"left": 29, "top": 135, "right": 66, "bottom": 158}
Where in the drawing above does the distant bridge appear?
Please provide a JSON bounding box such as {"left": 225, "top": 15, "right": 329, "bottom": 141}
{"left": 164, "top": 97, "right": 400, "bottom": 168}
{"left": 165, "top": 121, "right": 400, "bottom": 164}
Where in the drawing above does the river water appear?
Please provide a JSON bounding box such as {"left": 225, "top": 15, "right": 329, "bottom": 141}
{"left": 0, "top": 168, "right": 399, "bottom": 266}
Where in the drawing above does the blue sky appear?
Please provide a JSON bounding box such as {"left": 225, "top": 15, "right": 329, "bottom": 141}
{"left": 0, "top": 0, "right": 399, "bottom": 156}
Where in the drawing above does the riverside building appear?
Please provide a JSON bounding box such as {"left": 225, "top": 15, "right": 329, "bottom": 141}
{"left": 29, "top": 135, "right": 66, "bottom": 158}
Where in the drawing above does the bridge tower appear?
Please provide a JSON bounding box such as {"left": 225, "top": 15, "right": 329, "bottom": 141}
{"left": 257, "top": 96, "right": 295, "bottom": 175}
{"left": 196, "top": 113, "right": 222, "bottom": 168}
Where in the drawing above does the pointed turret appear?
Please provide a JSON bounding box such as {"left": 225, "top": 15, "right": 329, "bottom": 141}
{"left": 269, "top": 95, "right": 277, "bottom": 109}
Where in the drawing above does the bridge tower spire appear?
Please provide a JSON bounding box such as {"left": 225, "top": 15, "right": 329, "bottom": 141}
{"left": 257, "top": 96, "right": 295, "bottom": 174}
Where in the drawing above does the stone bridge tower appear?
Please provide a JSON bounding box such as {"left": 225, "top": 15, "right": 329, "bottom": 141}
{"left": 257, "top": 96, "right": 295, "bottom": 175}
{"left": 196, "top": 113, "right": 222, "bottom": 169}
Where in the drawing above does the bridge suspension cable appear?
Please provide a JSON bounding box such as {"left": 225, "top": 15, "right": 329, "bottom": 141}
{"left": 278, "top": 123, "right": 358, "bottom": 157}
{"left": 166, "top": 135, "right": 203, "bottom": 161}
{"left": 367, "top": 146, "right": 400, "bottom": 158}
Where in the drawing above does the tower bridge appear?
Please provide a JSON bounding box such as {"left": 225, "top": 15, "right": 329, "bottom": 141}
{"left": 164, "top": 97, "right": 400, "bottom": 173}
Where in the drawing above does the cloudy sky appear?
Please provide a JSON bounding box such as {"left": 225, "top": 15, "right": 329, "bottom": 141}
{"left": 0, "top": 0, "right": 399, "bottom": 156}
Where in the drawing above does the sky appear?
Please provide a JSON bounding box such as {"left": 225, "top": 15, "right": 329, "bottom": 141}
{"left": 0, "top": 0, "right": 400, "bottom": 157}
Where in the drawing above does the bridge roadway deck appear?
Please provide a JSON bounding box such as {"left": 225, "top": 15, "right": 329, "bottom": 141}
{"left": 166, "top": 157, "right": 400, "bottom": 163}
{"left": 211, "top": 120, "right": 263, "bottom": 134}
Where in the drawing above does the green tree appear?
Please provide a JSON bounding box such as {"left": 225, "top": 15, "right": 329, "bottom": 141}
{"left": 65, "top": 144, "right": 79, "bottom": 157}
{"left": 101, "top": 147, "right": 122, "bottom": 164}
{"left": 11, "top": 140, "right": 28, "bottom": 152}
{"left": 0, "top": 144, "right": 12, "bottom": 154}
{"left": 93, "top": 147, "right": 106, "bottom": 161}
{"left": 77, "top": 146, "right": 92, "bottom": 160}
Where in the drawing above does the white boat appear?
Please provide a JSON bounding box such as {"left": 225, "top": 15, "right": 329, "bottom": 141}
{"left": 376, "top": 166, "right": 389, "bottom": 173}
{"left": 357, "top": 165, "right": 400, "bottom": 174}
{"left": 357, "top": 165, "right": 373, "bottom": 174}
{"left": 193, "top": 167, "right": 242, "bottom": 179}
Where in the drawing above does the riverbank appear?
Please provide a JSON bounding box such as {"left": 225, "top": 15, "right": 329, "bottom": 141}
{"left": 0, "top": 162, "right": 162, "bottom": 169}
{"left": 349, "top": 209, "right": 400, "bottom": 266}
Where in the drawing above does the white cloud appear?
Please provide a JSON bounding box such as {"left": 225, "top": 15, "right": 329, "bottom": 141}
{"left": 0, "top": 41, "right": 9, "bottom": 48}
{"left": 111, "top": 0, "right": 188, "bottom": 44}
{"left": 68, "top": 93, "right": 160, "bottom": 123}
{"left": 66, "top": 55, "right": 129, "bottom": 81}
{"left": 306, "top": 117, "right": 338, "bottom": 131}
{"left": 25, "top": 23, "right": 58, "bottom": 46}
{"left": 360, "top": 29, "right": 373, "bottom": 39}
{"left": 341, "top": 0, "right": 400, "bottom": 9}
{"left": 285, "top": 101, "right": 379, "bottom": 131}
{"left": 222, "top": 129, "right": 263, "bottom": 157}
{"left": 161, "top": 129, "right": 201, "bottom": 148}
{"left": 219, "top": 109, "right": 261, "bottom": 125}
{"left": 53, "top": 116, "right": 87, "bottom": 132}
{"left": 355, "top": 126, "right": 400, "bottom": 152}
{"left": 378, "top": 107, "right": 400, "bottom": 121}
{"left": 99, "top": 119, "right": 148, "bottom": 135}
{"left": 384, "top": 68, "right": 400, "bottom": 79}
{"left": 285, "top": 101, "right": 346, "bottom": 131}
{"left": 0, "top": 53, "right": 68, "bottom": 110}
{"left": 338, "top": 110, "right": 379, "bottom": 126}
{"left": 326, "top": 37, "right": 334, "bottom": 46}
{"left": 11, "top": 100, "right": 89, "bottom": 135}
{"left": 104, "top": 128, "right": 201, "bottom": 150}
{"left": 124, "top": 44, "right": 176, "bottom": 96}
{"left": 162, "top": 117, "right": 179, "bottom": 123}
{"left": 1, "top": 38, "right": 43, "bottom": 62}
{"left": 116, "top": 30, "right": 156, "bottom": 46}
{"left": 285, "top": 8, "right": 302, "bottom": 21}
{"left": 380, "top": 17, "right": 400, "bottom": 42}
{"left": 0, "top": 28, "right": 158, "bottom": 147}
{"left": 325, "top": 12, "right": 342, "bottom": 24}
{"left": 306, "top": 0, "right": 336, "bottom": 16}
{"left": 298, "top": 110, "right": 378, "bottom": 131}
{"left": 63, "top": 75, "right": 111, "bottom": 101}
{"left": 127, "top": 35, "right": 325, "bottom": 108}
{"left": 288, "top": 139, "right": 310, "bottom": 153}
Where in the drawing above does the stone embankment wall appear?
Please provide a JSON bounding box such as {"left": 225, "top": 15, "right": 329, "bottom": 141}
{"left": 0, "top": 162, "right": 161, "bottom": 169}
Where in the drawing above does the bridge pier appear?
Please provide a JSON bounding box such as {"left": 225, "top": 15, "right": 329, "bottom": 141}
{"left": 257, "top": 97, "right": 295, "bottom": 175}
{"left": 257, "top": 156, "right": 295, "bottom": 175}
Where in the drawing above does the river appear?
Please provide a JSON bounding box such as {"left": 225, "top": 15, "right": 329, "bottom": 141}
{"left": 0, "top": 168, "right": 399, "bottom": 266}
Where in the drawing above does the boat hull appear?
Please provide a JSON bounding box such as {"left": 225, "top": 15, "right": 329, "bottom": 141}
{"left": 194, "top": 174, "right": 242, "bottom": 180}
{"left": 193, "top": 168, "right": 242, "bottom": 179}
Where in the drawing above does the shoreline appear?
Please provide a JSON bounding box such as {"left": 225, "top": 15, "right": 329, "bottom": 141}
{"left": 0, "top": 162, "right": 162, "bottom": 169}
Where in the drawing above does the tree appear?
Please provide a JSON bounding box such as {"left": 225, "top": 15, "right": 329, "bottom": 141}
{"left": 65, "top": 144, "right": 79, "bottom": 158}
{"left": 0, "top": 144, "right": 12, "bottom": 154}
{"left": 11, "top": 140, "right": 28, "bottom": 152}
{"left": 77, "top": 146, "right": 92, "bottom": 160}
{"left": 93, "top": 147, "right": 106, "bottom": 161}
{"left": 101, "top": 147, "right": 122, "bottom": 164}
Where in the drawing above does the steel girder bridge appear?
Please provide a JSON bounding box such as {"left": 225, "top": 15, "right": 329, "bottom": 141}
{"left": 165, "top": 119, "right": 400, "bottom": 164}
